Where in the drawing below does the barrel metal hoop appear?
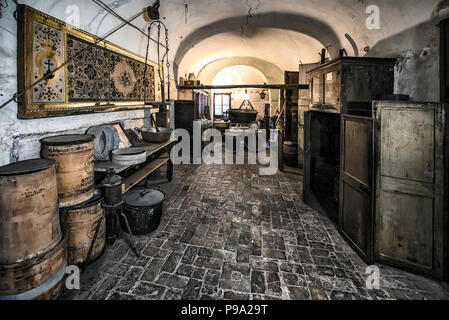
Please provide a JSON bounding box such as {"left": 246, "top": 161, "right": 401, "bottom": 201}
{"left": 0, "top": 263, "right": 67, "bottom": 301}
{"left": 5, "top": 232, "right": 63, "bottom": 266}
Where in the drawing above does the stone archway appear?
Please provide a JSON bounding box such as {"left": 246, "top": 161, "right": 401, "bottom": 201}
{"left": 197, "top": 57, "right": 284, "bottom": 112}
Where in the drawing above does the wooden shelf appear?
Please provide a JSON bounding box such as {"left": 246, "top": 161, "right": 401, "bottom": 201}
{"left": 123, "top": 157, "right": 170, "bottom": 194}
{"left": 94, "top": 139, "right": 175, "bottom": 173}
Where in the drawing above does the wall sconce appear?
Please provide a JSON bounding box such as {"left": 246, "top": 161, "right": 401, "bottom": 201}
{"left": 259, "top": 91, "right": 267, "bottom": 100}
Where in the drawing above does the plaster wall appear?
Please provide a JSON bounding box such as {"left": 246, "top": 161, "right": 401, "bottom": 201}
{"left": 0, "top": 2, "right": 158, "bottom": 166}
{"left": 0, "top": 0, "right": 447, "bottom": 166}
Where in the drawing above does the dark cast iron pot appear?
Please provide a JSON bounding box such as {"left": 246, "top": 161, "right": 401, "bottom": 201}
{"left": 138, "top": 127, "right": 173, "bottom": 144}
{"left": 228, "top": 109, "right": 258, "bottom": 124}
{"left": 122, "top": 188, "right": 166, "bottom": 235}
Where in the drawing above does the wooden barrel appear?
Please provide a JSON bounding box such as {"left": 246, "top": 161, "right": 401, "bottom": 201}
{"left": 0, "top": 159, "right": 62, "bottom": 265}
{"left": 41, "top": 134, "right": 95, "bottom": 208}
{"left": 0, "top": 233, "right": 67, "bottom": 300}
{"left": 60, "top": 194, "right": 106, "bottom": 266}
{"left": 283, "top": 141, "right": 299, "bottom": 168}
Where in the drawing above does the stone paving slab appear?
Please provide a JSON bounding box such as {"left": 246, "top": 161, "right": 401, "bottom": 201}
{"left": 60, "top": 162, "right": 449, "bottom": 301}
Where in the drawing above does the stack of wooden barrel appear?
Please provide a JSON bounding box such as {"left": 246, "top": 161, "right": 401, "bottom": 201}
{"left": 41, "top": 135, "right": 106, "bottom": 267}
{"left": 0, "top": 159, "right": 67, "bottom": 300}
{"left": 0, "top": 134, "right": 106, "bottom": 300}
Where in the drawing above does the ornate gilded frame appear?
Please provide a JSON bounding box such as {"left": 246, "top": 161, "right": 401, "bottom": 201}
{"left": 17, "top": 5, "right": 162, "bottom": 119}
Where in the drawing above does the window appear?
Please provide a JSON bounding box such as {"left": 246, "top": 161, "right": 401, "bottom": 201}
{"left": 214, "top": 93, "right": 231, "bottom": 117}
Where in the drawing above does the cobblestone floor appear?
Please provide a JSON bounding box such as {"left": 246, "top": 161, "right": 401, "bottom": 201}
{"left": 60, "top": 162, "right": 449, "bottom": 300}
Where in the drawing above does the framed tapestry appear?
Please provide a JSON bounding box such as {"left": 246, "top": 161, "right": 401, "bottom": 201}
{"left": 17, "top": 5, "right": 161, "bottom": 119}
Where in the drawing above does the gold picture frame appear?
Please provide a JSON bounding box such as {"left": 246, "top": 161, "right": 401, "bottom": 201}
{"left": 17, "top": 5, "right": 162, "bottom": 119}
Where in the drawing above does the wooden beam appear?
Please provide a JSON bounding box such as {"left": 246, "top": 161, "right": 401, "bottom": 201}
{"left": 177, "top": 84, "right": 310, "bottom": 90}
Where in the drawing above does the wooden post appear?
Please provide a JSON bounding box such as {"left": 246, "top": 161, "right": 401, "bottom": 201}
{"left": 281, "top": 89, "right": 289, "bottom": 142}
{"left": 167, "top": 142, "right": 174, "bottom": 182}
{"left": 277, "top": 129, "right": 284, "bottom": 172}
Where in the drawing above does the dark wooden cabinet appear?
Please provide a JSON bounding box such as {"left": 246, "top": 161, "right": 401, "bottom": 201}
{"left": 305, "top": 57, "right": 447, "bottom": 279}
{"left": 177, "top": 89, "right": 209, "bottom": 120}
{"left": 304, "top": 57, "right": 396, "bottom": 223}
{"left": 307, "top": 57, "right": 396, "bottom": 115}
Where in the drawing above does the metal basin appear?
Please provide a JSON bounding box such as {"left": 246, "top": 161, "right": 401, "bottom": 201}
{"left": 228, "top": 109, "right": 258, "bottom": 124}
{"left": 139, "top": 128, "right": 173, "bottom": 143}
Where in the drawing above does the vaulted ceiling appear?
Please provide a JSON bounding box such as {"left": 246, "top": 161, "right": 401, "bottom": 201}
{"left": 24, "top": 0, "right": 443, "bottom": 85}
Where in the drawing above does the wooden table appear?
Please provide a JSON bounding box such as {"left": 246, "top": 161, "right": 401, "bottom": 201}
{"left": 94, "top": 139, "right": 175, "bottom": 194}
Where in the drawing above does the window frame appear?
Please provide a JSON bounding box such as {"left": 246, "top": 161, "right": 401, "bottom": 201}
{"left": 213, "top": 93, "right": 232, "bottom": 118}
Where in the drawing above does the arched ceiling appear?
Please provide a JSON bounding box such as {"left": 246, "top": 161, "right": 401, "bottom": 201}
{"left": 198, "top": 56, "right": 283, "bottom": 85}
{"left": 179, "top": 28, "right": 326, "bottom": 78}
{"left": 173, "top": 11, "right": 341, "bottom": 80}
{"left": 212, "top": 65, "right": 267, "bottom": 86}
{"left": 24, "top": 0, "right": 443, "bottom": 86}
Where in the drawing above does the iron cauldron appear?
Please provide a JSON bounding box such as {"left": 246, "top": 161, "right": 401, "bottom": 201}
{"left": 138, "top": 127, "right": 173, "bottom": 144}
{"left": 228, "top": 109, "right": 258, "bottom": 124}
{"left": 122, "top": 188, "right": 166, "bottom": 235}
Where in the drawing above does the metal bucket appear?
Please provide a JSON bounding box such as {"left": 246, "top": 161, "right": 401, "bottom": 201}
{"left": 122, "top": 188, "right": 166, "bottom": 235}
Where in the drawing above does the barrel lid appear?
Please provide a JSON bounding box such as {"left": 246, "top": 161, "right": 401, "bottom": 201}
{"left": 41, "top": 134, "right": 94, "bottom": 146}
{"left": 0, "top": 159, "right": 56, "bottom": 176}
{"left": 124, "top": 188, "right": 165, "bottom": 208}
{"left": 62, "top": 193, "right": 103, "bottom": 211}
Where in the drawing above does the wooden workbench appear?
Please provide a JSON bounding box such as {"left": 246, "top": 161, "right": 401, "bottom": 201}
{"left": 94, "top": 139, "right": 175, "bottom": 194}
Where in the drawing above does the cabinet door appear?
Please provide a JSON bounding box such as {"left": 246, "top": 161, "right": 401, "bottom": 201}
{"left": 340, "top": 115, "right": 374, "bottom": 263}
{"left": 303, "top": 111, "right": 312, "bottom": 203}
{"left": 311, "top": 74, "right": 322, "bottom": 105}
{"left": 374, "top": 102, "right": 445, "bottom": 278}
{"left": 324, "top": 68, "right": 340, "bottom": 106}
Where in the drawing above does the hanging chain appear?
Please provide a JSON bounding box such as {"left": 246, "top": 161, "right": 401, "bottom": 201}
{"left": 143, "top": 26, "right": 151, "bottom": 104}
{"left": 165, "top": 27, "right": 170, "bottom": 100}
{"left": 144, "top": 20, "right": 170, "bottom": 103}
{"left": 157, "top": 23, "right": 162, "bottom": 80}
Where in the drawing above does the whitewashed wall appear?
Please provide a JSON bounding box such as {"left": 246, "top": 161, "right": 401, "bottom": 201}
{"left": 1, "top": 0, "right": 447, "bottom": 166}
{"left": 0, "top": 2, "right": 158, "bottom": 166}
